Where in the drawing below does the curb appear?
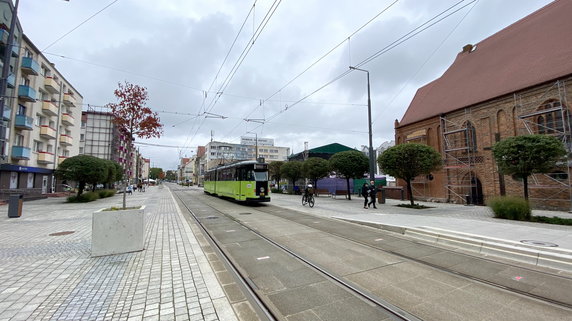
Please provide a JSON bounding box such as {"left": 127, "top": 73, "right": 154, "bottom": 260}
{"left": 336, "top": 217, "right": 572, "bottom": 272}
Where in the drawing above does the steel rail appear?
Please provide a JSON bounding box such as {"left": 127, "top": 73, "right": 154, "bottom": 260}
{"left": 173, "top": 188, "right": 421, "bottom": 321}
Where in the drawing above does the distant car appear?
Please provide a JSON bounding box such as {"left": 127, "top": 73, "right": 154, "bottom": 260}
{"left": 62, "top": 184, "right": 73, "bottom": 192}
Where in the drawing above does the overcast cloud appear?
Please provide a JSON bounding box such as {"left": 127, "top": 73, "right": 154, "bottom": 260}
{"left": 18, "top": 0, "right": 553, "bottom": 170}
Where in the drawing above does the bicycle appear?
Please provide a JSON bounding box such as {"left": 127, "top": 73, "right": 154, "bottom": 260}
{"left": 302, "top": 193, "right": 315, "bottom": 208}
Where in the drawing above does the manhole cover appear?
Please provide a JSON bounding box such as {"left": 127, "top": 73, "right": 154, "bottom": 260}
{"left": 204, "top": 216, "right": 219, "bottom": 220}
{"left": 49, "top": 231, "right": 75, "bottom": 236}
{"left": 239, "top": 212, "right": 252, "bottom": 215}
{"left": 520, "top": 240, "right": 558, "bottom": 247}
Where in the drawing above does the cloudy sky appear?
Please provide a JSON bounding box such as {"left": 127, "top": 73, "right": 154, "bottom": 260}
{"left": 18, "top": 0, "right": 553, "bottom": 170}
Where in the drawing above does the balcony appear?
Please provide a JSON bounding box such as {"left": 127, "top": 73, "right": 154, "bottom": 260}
{"left": 37, "top": 152, "right": 55, "bottom": 164}
{"left": 14, "top": 114, "right": 33, "bottom": 130}
{"left": 42, "top": 101, "right": 59, "bottom": 117}
{"left": 2, "top": 106, "right": 11, "bottom": 121}
{"left": 11, "top": 146, "right": 31, "bottom": 160}
{"left": 0, "top": 29, "right": 7, "bottom": 45}
{"left": 11, "top": 42, "right": 19, "bottom": 57}
{"left": 21, "top": 57, "right": 40, "bottom": 75}
{"left": 58, "top": 156, "right": 68, "bottom": 165}
{"left": 63, "top": 93, "right": 76, "bottom": 107}
{"left": 60, "top": 134, "right": 73, "bottom": 146}
{"left": 18, "top": 85, "right": 37, "bottom": 102}
{"left": 40, "top": 125, "right": 57, "bottom": 139}
{"left": 61, "top": 113, "right": 74, "bottom": 126}
{"left": 44, "top": 77, "right": 60, "bottom": 94}
{"left": 7, "top": 73, "right": 15, "bottom": 88}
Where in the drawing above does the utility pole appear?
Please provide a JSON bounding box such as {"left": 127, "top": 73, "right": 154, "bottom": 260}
{"left": 0, "top": 0, "right": 20, "bottom": 160}
{"left": 350, "top": 66, "right": 375, "bottom": 182}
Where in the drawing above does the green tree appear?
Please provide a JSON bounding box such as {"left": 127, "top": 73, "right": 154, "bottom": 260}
{"left": 329, "top": 150, "right": 369, "bottom": 200}
{"left": 280, "top": 161, "right": 303, "bottom": 193}
{"left": 113, "top": 162, "right": 124, "bottom": 182}
{"left": 102, "top": 160, "right": 119, "bottom": 188}
{"left": 378, "top": 143, "right": 442, "bottom": 206}
{"left": 149, "top": 167, "right": 163, "bottom": 180}
{"left": 268, "top": 161, "right": 284, "bottom": 188}
{"left": 302, "top": 157, "right": 330, "bottom": 189}
{"left": 55, "top": 155, "right": 107, "bottom": 197}
{"left": 492, "top": 134, "right": 566, "bottom": 200}
{"left": 165, "top": 170, "right": 177, "bottom": 181}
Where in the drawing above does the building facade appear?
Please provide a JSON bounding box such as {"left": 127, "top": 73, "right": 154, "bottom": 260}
{"left": 0, "top": 29, "right": 82, "bottom": 197}
{"left": 395, "top": 0, "right": 572, "bottom": 210}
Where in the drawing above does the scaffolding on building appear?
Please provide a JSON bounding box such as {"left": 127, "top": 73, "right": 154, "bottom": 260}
{"left": 515, "top": 79, "right": 572, "bottom": 210}
{"left": 440, "top": 112, "right": 483, "bottom": 204}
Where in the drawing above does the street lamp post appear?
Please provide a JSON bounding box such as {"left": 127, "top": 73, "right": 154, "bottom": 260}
{"left": 246, "top": 131, "right": 258, "bottom": 160}
{"left": 349, "top": 66, "right": 375, "bottom": 182}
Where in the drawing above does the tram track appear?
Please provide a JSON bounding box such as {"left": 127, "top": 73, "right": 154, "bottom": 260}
{"left": 254, "top": 203, "right": 572, "bottom": 311}
{"left": 171, "top": 187, "right": 572, "bottom": 320}
{"left": 172, "top": 188, "right": 420, "bottom": 321}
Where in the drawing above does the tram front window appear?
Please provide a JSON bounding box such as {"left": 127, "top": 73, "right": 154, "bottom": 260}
{"left": 253, "top": 171, "right": 268, "bottom": 181}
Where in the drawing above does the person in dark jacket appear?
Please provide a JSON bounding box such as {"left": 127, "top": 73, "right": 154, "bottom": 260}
{"left": 368, "top": 180, "right": 378, "bottom": 208}
{"left": 361, "top": 183, "right": 369, "bottom": 209}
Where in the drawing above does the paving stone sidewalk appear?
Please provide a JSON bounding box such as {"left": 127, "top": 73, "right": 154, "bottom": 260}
{"left": 0, "top": 186, "right": 236, "bottom": 321}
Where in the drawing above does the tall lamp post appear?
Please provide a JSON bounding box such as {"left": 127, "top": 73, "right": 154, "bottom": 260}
{"left": 246, "top": 131, "right": 258, "bottom": 160}
{"left": 349, "top": 66, "right": 375, "bottom": 182}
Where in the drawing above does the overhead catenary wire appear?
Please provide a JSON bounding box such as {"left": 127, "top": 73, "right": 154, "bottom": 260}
{"left": 247, "top": 0, "right": 477, "bottom": 134}
{"left": 371, "top": 0, "right": 480, "bottom": 126}
{"left": 223, "top": 0, "right": 401, "bottom": 140}
{"left": 180, "top": 0, "right": 283, "bottom": 152}
{"left": 42, "top": 0, "right": 122, "bottom": 51}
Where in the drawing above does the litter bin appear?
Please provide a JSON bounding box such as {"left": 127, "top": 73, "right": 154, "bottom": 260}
{"left": 8, "top": 194, "right": 23, "bottom": 218}
{"left": 378, "top": 188, "right": 386, "bottom": 204}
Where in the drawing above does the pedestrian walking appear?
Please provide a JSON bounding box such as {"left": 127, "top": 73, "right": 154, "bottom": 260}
{"left": 368, "top": 180, "right": 378, "bottom": 209}
{"left": 361, "top": 183, "right": 369, "bottom": 209}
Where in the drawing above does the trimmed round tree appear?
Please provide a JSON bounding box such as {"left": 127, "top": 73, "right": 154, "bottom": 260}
{"left": 492, "top": 134, "right": 566, "bottom": 200}
{"left": 55, "top": 155, "right": 108, "bottom": 197}
{"left": 280, "top": 161, "right": 303, "bottom": 193}
{"left": 378, "top": 143, "right": 442, "bottom": 206}
{"left": 268, "top": 161, "right": 284, "bottom": 189}
{"left": 302, "top": 157, "right": 330, "bottom": 189}
{"left": 329, "top": 150, "right": 369, "bottom": 200}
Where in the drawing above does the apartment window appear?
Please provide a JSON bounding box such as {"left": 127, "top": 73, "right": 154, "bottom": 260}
{"left": 49, "top": 121, "right": 55, "bottom": 128}
{"left": 79, "top": 147, "right": 84, "bottom": 154}
{"left": 15, "top": 134, "right": 24, "bottom": 146}
{"left": 35, "top": 115, "right": 46, "bottom": 126}
{"left": 81, "top": 121, "right": 87, "bottom": 128}
{"left": 80, "top": 134, "right": 85, "bottom": 142}
{"left": 24, "top": 48, "right": 33, "bottom": 58}
{"left": 33, "top": 140, "right": 44, "bottom": 152}
{"left": 17, "top": 104, "right": 26, "bottom": 115}
{"left": 20, "top": 77, "right": 30, "bottom": 86}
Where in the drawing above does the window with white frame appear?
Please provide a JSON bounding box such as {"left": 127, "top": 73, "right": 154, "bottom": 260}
{"left": 33, "top": 140, "right": 43, "bottom": 152}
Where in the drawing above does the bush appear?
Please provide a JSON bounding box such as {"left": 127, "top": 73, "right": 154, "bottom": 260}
{"left": 530, "top": 216, "right": 572, "bottom": 226}
{"left": 271, "top": 188, "right": 281, "bottom": 194}
{"left": 67, "top": 191, "right": 100, "bottom": 203}
{"left": 487, "top": 196, "right": 531, "bottom": 220}
{"left": 98, "top": 189, "right": 116, "bottom": 198}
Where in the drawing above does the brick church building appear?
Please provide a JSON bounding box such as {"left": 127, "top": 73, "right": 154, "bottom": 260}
{"left": 395, "top": 0, "right": 572, "bottom": 210}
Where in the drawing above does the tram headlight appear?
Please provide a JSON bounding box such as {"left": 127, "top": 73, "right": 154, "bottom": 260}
{"left": 260, "top": 187, "right": 265, "bottom": 193}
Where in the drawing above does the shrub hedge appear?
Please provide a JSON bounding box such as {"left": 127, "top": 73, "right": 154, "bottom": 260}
{"left": 67, "top": 191, "right": 100, "bottom": 203}
{"left": 487, "top": 196, "right": 531, "bottom": 220}
{"left": 98, "top": 189, "right": 116, "bottom": 198}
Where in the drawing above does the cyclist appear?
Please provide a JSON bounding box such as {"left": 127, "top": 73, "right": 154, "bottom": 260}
{"left": 303, "top": 184, "right": 313, "bottom": 200}
{"left": 302, "top": 184, "right": 314, "bottom": 206}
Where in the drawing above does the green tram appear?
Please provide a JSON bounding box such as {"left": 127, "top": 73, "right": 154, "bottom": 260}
{"left": 204, "top": 160, "right": 270, "bottom": 202}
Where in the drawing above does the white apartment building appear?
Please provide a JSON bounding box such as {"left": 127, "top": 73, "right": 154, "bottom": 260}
{"left": 0, "top": 32, "right": 82, "bottom": 197}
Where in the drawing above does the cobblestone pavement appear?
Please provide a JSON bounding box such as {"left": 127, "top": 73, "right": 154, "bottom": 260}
{"left": 0, "top": 186, "right": 236, "bottom": 321}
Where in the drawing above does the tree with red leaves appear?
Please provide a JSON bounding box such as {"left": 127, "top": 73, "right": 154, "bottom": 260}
{"left": 106, "top": 81, "right": 163, "bottom": 208}
{"left": 107, "top": 81, "right": 163, "bottom": 140}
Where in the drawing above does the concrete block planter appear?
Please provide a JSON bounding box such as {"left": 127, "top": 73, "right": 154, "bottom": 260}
{"left": 91, "top": 205, "right": 146, "bottom": 257}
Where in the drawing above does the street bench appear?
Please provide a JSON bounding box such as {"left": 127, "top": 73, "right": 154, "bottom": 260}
{"left": 333, "top": 190, "right": 349, "bottom": 199}
{"left": 315, "top": 188, "right": 331, "bottom": 197}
